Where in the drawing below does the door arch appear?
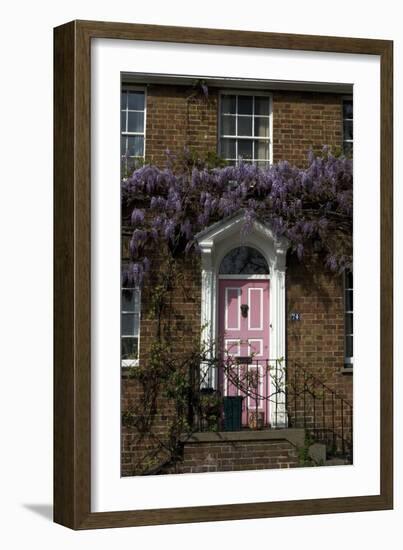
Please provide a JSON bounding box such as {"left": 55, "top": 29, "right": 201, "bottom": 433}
{"left": 195, "top": 212, "right": 289, "bottom": 428}
{"left": 219, "top": 245, "right": 270, "bottom": 275}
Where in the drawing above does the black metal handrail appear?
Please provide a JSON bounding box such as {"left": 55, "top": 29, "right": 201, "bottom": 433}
{"left": 286, "top": 361, "right": 353, "bottom": 458}
{"left": 191, "top": 358, "right": 352, "bottom": 459}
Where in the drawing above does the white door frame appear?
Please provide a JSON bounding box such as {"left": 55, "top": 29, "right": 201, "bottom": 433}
{"left": 195, "top": 212, "right": 289, "bottom": 428}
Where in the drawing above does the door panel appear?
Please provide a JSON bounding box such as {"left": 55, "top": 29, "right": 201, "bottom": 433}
{"left": 225, "top": 288, "right": 241, "bottom": 330}
{"left": 248, "top": 287, "right": 263, "bottom": 330}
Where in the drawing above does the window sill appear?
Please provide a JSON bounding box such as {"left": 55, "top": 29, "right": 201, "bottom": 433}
{"left": 340, "top": 365, "right": 353, "bottom": 374}
{"left": 121, "top": 362, "right": 139, "bottom": 374}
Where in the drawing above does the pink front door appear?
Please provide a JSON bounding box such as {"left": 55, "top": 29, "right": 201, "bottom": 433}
{"left": 218, "top": 279, "right": 270, "bottom": 427}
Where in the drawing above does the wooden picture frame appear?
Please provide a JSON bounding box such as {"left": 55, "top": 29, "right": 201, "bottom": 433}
{"left": 54, "top": 20, "right": 393, "bottom": 529}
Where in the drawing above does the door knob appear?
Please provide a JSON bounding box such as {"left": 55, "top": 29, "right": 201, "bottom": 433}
{"left": 240, "top": 304, "right": 249, "bottom": 318}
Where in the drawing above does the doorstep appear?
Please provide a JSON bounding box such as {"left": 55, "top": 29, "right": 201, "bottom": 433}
{"left": 182, "top": 428, "right": 305, "bottom": 448}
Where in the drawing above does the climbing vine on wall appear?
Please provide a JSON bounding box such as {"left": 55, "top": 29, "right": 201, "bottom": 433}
{"left": 122, "top": 147, "right": 352, "bottom": 287}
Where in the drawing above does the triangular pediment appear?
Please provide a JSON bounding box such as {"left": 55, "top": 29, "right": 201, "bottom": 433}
{"left": 195, "top": 211, "right": 287, "bottom": 250}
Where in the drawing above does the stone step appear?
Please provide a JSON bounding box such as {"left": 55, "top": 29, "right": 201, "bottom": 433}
{"left": 325, "top": 457, "right": 350, "bottom": 466}
{"left": 308, "top": 442, "right": 327, "bottom": 464}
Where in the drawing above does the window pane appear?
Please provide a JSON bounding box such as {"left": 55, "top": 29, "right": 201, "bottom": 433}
{"left": 345, "top": 335, "right": 353, "bottom": 358}
{"left": 221, "top": 138, "right": 236, "bottom": 159}
{"left": 221, "top": 95, "right": 236, "bottom": 114}
{"left": 238, "top": 116, "right": 252, "bottom": 136}
{"left": 238, "top": 96, "right": 253, "bottom": 115}
{"left": 128, "top": 91, "right": 145, "bottom": 110}
{"left": 121, "top": 91, "right": 127, "bottom": 109}
{"left": 343, "top": 100, "right": 353, "bottom": 119}
{"left": 121, "top": 111, "right": 127, "bottom": 132}
{"left": 219, "top": 246, "right": 269, "bottom": 274}
{"left": 254, "top": 117, "right": 270, "bottom": 137}
{"left": 122, "top": 313, "right": 140, "bottom": 335}
{"left": 343, "top": 141, "right": 353, "bottom": 157}
{"left": 345, "top": 289, "right": 353, "bottom": 312}
{"left": 121, "top": 337, "right": 138, "bottom": 360}
{"left": 343, "top": 120, "right": 353, "bottom": 140}
{"left": 221, "top": 115, "right": 236, "bottom": 135}
{"left": 122, "top": 288, "right": 140, "bottom": 312}
{"left": 255, "top": 96, "right": 270, "bottom": 115}
{"left": 255, "top": 140, "right": 270, "bottom": 160}
{"left": 128, "top": 136, "right": 144, "bottom": 157}
{"left": 122, "top": 313, "right": 134, "bottom": 335}
{"left": 255, "top": 160, "right": 270, "bottom": 169}
{"left": 127, "top": 158, "right": 144, "bottom": 172}
{"left": 128, "top": 112, "right": 144, "bottom": 133}
{"left": 238, "top": 140, "right": 253, "bottom": 160}
{"left": 345, "top": 313, "right": 353, "bottom": 335}
{"left": 121, "top": 136, "right": 127, "bottom": 156}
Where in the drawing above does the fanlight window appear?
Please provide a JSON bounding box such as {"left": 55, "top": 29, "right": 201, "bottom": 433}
{"left": 219, "top": 246, "right": 269, "bottom": 275}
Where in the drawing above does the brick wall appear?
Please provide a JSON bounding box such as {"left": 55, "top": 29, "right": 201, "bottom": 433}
{"left": 122, "top": 385, "right": 301, "bottom": 475}
{"left": 121, "top": 251, "right": 203, "bottom": 476}
{"left": 139, "top": 252, "right": 202, "bottom": 364}
{"left": 121, "top": 375, "right": 177, "bottom": 476}
{"left": 272, "top": 92, "right": 343, "bottom": 166}
{"left": 286, "top": 253, "right": 353, "bottom": 452}
{"left": 145, "top": 85, "right": 218, "bottom": 166}
{"left": 144, "top": 85, "right": 343, "bottom": 167}
{"left": 163, "top": 439, "right": 299, "bottom": 474}
{"left": 286, "top": 253, "right": 352, "bottom": 401}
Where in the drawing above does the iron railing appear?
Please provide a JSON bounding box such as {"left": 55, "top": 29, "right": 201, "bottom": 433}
{"left": 286, "top": 361, "right": 353, "bottom": 458}
{"left": 191, "top": 358, "right": 353, "bottom": 459}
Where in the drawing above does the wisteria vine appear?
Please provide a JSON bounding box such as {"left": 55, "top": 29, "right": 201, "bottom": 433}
{"left": 122, "top": 148, "right": 353, "bottom": 286}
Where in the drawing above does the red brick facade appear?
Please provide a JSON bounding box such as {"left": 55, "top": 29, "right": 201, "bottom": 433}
{"left": 144, "top": 87, "right": 343, "bottom": 169}
{"left": 163, "top": 438, "right": 299, "bottom": 474}
{"left": 145, "top": 85, "right": 218, "bottom": 166}
{"left": 121, "top": 83, "right": 353, "bottom": 476}
{"left": 272, "top": 92, "right": 343, "bottom": 166}
{"left": 286, "top": 254, "right": 352, "bottom": 402}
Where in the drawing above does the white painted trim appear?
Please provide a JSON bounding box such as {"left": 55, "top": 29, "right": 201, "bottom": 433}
{"left": 197, "top": 212, "right": 288, "bottom": 427}
{"left": 120, "top": 85, "right": 147, "bottom": 167}
{"left": 121, "top": 287, "right": 141, "bottom": 368}
{"left": 92, "top": 37, "right": 379, "bottom": 513}
{"left": 121, "top": 358, "right": 139, "bottom": 367}
{"left": 344, "top": 269, "right": 354, "bottom": 365}
{"left": 218, "top": 274, "right": 270, "bottom": 280}
{"left": 247, "top": 287, "right": 263, "bottom": 330}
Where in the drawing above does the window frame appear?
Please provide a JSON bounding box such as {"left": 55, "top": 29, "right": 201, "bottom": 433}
{"left": 121, "top": 286, "right": 141, "bottom": 368}
{"left": 342, "top": 97, "right": 353, "bottom": 371}
{"left": 120, "top": 84, "right": 146, "bottom": 368}
{"left": 218, "top": 89, "right": 273, "bottom": 166}
{"left": 120, "top": 84, "right": 147, "bottom": 175}
{"left": 344, "top": 269, "right": 353, "bottom": 368}
{"left": 218, "top": 245, "right": 270, "bottom": 275}
{"left": 342, "top": 95, "right": 353, "bottom": 156}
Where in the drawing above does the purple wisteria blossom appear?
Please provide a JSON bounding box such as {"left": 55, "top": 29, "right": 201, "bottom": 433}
{"left": 122, "top": 149, "right": 353, "bottom": 285}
